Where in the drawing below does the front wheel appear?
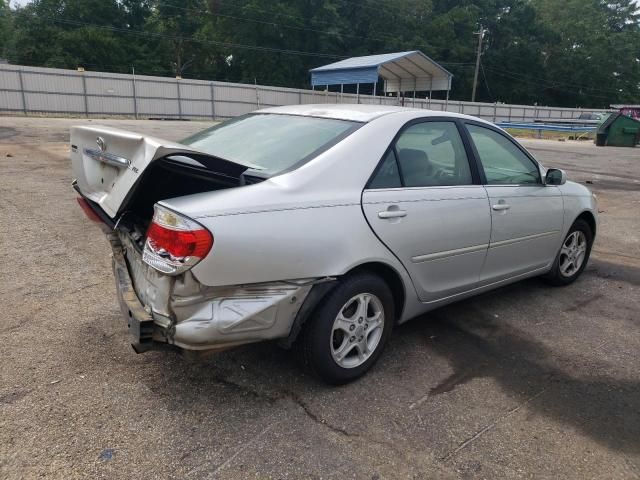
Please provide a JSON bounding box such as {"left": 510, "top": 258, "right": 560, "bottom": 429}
{"left": 544, "top": 219, "right": 593, "bottom": 286}
{"left": 297, "top": 273, "right": 394, "bottom": 384}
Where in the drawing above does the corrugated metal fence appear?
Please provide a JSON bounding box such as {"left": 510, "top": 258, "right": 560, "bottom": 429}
{"left": 0, "top": 64, "right": 610, "bottom": 122}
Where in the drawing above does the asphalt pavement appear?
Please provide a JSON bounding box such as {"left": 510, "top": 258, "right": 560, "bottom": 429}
{"left": 0, "top": 117, "right": 638, "bottom": 479}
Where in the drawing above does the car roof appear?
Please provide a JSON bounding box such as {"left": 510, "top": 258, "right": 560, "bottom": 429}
{"left": 257, "top": 103, "right": 488, "bottom": 123}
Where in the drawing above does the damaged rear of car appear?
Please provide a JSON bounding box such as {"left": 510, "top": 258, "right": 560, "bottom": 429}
{"left": 71, "top": 113, "right": 362, "bottom": 357}
{"left": 72, "top": 105, "right": 599, "bottom": 384}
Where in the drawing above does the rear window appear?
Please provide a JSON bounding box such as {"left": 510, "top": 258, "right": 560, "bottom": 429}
{"left": 180, "top": 113, "right": 361, "bottom": 175}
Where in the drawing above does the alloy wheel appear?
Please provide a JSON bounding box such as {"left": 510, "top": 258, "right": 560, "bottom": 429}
{"left": 559, "top": 230, "right": 588, "bottom": 278}
{"left": 330, "top": 293, "right": 384, "bottom": 369}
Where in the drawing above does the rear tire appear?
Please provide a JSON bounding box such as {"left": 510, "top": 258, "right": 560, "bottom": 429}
{"left": 297, "top": 273, "right": 394, "bottom": 385}
{"left": 543, "top": 219, "right": 593, "bottom": 286}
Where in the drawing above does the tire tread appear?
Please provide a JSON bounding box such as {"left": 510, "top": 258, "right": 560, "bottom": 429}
{"left": 296, "top": 272, "right": 394, "bottom": 384}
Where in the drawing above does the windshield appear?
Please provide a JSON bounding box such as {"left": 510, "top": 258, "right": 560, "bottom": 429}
{"left": 180, "top": 113, "right": 361, "bottom": 175}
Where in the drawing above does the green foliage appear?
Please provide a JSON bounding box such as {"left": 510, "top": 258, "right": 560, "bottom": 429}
{"left": 2, "top": 0, "right": 639, "bottom": 107}
{"left": 0, "top": 1, "right": 12, "bottom": 56}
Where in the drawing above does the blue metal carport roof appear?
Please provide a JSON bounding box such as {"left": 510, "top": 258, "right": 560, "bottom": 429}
{"left": 309, "top": 51, "right": 452, "bottom": 93}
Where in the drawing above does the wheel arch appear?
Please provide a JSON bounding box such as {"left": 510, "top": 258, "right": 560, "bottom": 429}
{"left": 280, "top": 261, "right": 408, "bottom": 349}
{"left": 344, "top": 262, "right": 406, "bottom": 322}
{"left": 575, "top": 210, "right": 597, "bottom": 237}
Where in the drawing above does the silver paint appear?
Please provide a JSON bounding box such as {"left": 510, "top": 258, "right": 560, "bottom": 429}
{"left": 330, "top": 293, "right": 384, "bottom": 369}
{"left": 559, "top": 230, "right": 588, "bottom": 277}
{"left": 72, "top": 104, "right": 598, "bottom": 352}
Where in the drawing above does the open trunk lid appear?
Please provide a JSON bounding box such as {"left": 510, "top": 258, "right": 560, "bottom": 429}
{"left": 70, "top": 125, "right": 250, "bottom": 219}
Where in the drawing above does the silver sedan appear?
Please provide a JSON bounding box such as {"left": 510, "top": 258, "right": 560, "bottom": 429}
{"left": 71, "top": 105, "right": 597, "bottom": 384}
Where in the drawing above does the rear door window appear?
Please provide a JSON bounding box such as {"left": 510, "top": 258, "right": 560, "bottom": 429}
{"left": 370, "top": 121, "right": 473, "bottom": 188}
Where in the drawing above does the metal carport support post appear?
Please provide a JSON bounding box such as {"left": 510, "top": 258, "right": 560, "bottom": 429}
{"left": 413, "top": 77, "right": 416, "bottom": 107}
{"left": 429, "top": 75, "right": 433, "bottom": 109}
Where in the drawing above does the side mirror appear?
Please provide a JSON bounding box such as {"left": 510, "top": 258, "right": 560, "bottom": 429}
{"left": 545, "top": 168, "right": 567, "bottom": 186}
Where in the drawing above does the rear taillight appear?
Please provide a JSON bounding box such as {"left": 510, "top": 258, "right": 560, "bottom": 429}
{"left": 142, "top": 205, "right": 213, "bottom": 275}
{"left": 77, "top": 197, "right": 104, "bottom": 223}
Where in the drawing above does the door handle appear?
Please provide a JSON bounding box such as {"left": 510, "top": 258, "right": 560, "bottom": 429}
{"left": 378, "top": 209, "right": 407, "bottom": 219}
{"left": 492, "top": 203, "right": 511, "bottom": 211}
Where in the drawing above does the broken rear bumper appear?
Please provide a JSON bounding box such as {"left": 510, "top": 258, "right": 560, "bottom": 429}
{"left": 110, "top": 231, "right": 316, "bottom": 353}
{"left": 112, "top": 240, "right": 169, "bottom": 353}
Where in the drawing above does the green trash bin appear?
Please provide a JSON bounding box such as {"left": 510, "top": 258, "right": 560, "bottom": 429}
{"left": 595, "top": 113, "right": 640, "bottom": 147}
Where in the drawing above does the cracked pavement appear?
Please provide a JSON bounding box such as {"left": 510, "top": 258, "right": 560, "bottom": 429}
{"left": 1, "top": 117, "right": 639, "bottom": 479}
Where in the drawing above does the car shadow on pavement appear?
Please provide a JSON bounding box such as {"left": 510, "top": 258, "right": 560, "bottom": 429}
{"left": 589, "top": 257, "right": 640, "bottom": 286}
{"left": 143, "top": 265, "right": 640, "bottom": 459}
{"left": 395, "top": 273, "right": 640, "bottom": 456}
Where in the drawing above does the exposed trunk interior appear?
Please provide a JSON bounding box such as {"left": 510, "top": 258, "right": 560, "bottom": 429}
{"left": 115, "top": 155, "right": 262, "bottom": 251}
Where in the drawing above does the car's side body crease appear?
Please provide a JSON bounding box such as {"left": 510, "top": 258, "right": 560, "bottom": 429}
{"left": 489, "top": 230, "right": 561, "bottom": 249}
{"left": 411, "top": 243, "right": 489, "bottom": 263}
{"left": 70, "top": 104, "right": 598, "bottom": 375}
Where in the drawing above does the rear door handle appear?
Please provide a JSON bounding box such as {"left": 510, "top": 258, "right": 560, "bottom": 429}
{"left": 492, "top": 204, "right": 510, "bottom": 211}
{"left": 378, "top": 210, "right": 407, "bottom": 219}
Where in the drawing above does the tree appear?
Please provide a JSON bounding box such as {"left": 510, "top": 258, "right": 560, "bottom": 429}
{"left": 145, "top": 0, "right": 211, "bottom": 77}
{"left": 530, "top": 0, "right": 640, "bottom": 107}
{"left": 0, "top": 0, "right": 12, "bottom": 58}
{"left": 481, "top": 1, "right": 552, "bottom": 104}
{"left": 1, "top": 0, "right": 638, "bottom": 107}
{"left": 7, "top": 0, "right": 143, "bottom": 71}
